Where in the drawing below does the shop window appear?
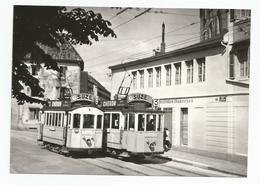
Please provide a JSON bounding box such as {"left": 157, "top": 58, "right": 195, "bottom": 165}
{"left": 83, "top": 114, "right": 94, "bottom": 128}
{"left": 165, "top": 64, "right": 172, "bottom": 86}
{"left": 29, "top": 108, "right": 39, "bottom": 120}
{"left": 73, "top": 114, "right": 81, "bottom": 128}
{"left": 186, "top": 60, "right": 194, "bottom": 84}
{"left": 174, "top": 63, "right": 181, "bottom": 85}
{"left": 111, "top": 113, "right": 120, "bottom": 129}
{"left": 155, "top": 67, "right": 161, "bottom": 87}
{"left": 147, "top": 68, "right": 153, "bottom": 88}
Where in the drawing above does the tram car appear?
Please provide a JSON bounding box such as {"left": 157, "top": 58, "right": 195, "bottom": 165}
{"left": 101, "top": 93, "right": 165, "bottom": 157}
{"left": 37, "top": 93, "right": 104, "bottom": 155}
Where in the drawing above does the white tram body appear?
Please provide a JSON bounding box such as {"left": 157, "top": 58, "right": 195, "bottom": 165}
{"left": 38, "top": 93, "right": 104, "bottom": 153}
{"left": 102, "top": 93, "right": 165, "bottom": 156}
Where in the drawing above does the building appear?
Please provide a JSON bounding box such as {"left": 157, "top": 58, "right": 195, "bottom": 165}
{"left": 108, "top": 9, "right": 250, "bottom": 163}
{"left": 11, "top": 40, "right": 110, "bottom": 129}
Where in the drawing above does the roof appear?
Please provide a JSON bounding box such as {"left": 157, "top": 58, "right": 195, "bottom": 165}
{"left": 87, "top": 73, "right": 111, "bottom": 95}
{"left": 25, "top": 38, "right": 84, "bottom": 70}
{"left": 109, "top": 35, "right": 224, "bottom": 71}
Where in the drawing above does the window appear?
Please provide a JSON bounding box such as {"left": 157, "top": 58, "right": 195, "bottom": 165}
{"left": 157, "top": 115, "right": 162, "bottom": 131}
{"left": 147, "top": 68, "right": 153, "bottom": 88}
{"left": 104, "top": 113, "right": 110, "bottom": 129}
{"left": 29, "top": 108, "right": 39, "bottom": 120}
{"left": 174, "top": 63, "right": 181, "bottom": 85}
{"left": 165, "top": 65, "right": 172, "bottom": 86}
{"left": 138, "top": 114, "right": 145, "bottom": 131}
{"left": 67, "top": 113, "right": 71, "bottom": 128}
{"left": 186, "top": 60, "right": 194, "bottom": 84}
{"left": 124, "top": 114, "right": 128, "bottom": 130}
{"left": 128, "top": 113, "right": 135, "bottom": 131}
{"left": 229, "top": 53, "right": 235, "bottom": 79}
{"left": 132, "top": 71, "right": 137, "bottom": 89}
{"left": 231, "top": 9, "right": 251, "bottom": 21}
{"left": 197, "top": 58, "right": 206, "bottom": 82}
{"left": 83, "top": 114, "right": 94, "bottom": 128}
{"left": 155, "top": 67, "right": 161, "bottom": 87}
{"left": 73, "top": 114, "right": 81, "bottom": 128}
{"left": 146, "top": 114, "right": 156, "bottom": 131}
{"left": 59, "top": 66, "right": 67, "bottom": 79}
{"left": 31, "top": 64, "right": 40, "bottom": 76}
{"left": 139, "top": 70, "right": 144, "bottom": 89}
{"left": 238, "top": 48, "right": 249, "bottom": 77}
{"left": 96, "top": 115, "right": 102, "bottom": 129}
{"left": 111, "top": 113, "right": 120, "bottom": 129}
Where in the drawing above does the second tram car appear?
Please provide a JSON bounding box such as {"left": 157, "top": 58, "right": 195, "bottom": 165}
{"left": 38, "top": 93, "right": 104, "bottom": 154}
{"left": 101, "top": 93, "right": 165, "bottom": 157}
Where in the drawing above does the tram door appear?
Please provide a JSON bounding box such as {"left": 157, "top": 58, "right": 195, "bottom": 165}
{"left": 105, "top": 113, "right": 122, "bottom": 149}
{"left": 180, "top": 108, "right": 188, "bottom": 146}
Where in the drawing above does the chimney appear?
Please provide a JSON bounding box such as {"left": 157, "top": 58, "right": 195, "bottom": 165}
{"left": 160, "top": 22, "right": 166, "bottom": 53}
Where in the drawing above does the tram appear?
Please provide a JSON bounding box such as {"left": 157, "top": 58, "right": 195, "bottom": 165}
{"left": 37, "top": 93, "right": 104, "bottom": 154}
{"left": 101, "top": 93, "right": 165, "bottom": 157}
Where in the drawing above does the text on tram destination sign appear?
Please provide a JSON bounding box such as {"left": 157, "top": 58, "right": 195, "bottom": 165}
{"left": 127, "top": 93, "right": 153, "bottom": 104}
{"left": 71, "top": 93, "right": 94, "bottom": 103}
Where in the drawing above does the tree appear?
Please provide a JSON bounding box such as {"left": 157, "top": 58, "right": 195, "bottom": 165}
{"left": 12, "top": 5, "right": 116, "bottom": 105}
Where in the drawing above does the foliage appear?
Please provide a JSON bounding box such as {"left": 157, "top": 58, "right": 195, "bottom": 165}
{"left": 12, "top": 5, "right": 116, "bottom": 104}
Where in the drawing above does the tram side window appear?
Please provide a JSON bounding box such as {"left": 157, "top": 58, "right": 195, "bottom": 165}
{"left": 157, "top": 115, "right": 162, "bottom": 131}
{"left": 128, "top": 113, "right": 135, "bottom": 131}
{"left": 67, "top": 113, "right": 71, "bottom": 128}
{"left": 73, "top": 114, "right": 81, "bottom": 128}
{"left": 47, "top": 113, "right": 50, "bottom": 126}
{"left": 54, "top": 113, "right": 58, "bottom": 127}
{"left": 57, "top": 113, "right": 61, "bottom": 127}
{"left": 111, "top": 113, "right": 120, "bottom": 129}
{"left": 96, "top": 115, "right": 102, "bottom": 129}
{"left": 83, "top": 114, "right": 94, "bottom": 128}
{"left": 124, "top": 114, "right": 128, "bottom": 130}
{"left": 146, "top": 114, "right": 156, "bottom": 131}
{"left": 138, "top": 114, "right": 145, "bottom": 131}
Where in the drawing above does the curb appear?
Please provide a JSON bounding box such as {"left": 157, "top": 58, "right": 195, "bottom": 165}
{"left": 155, "top": 155, "right": 246, "bottom": 177}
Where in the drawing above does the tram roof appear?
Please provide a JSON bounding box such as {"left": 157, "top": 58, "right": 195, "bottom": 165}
{"left": 42, "top": 104, "right": 102, "bottom": 112}
{"left": 101, "top": 107, "right": 165, "bottom": 114}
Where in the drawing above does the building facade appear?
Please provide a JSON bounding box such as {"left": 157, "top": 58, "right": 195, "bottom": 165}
{"left": 109, "top": 9, "right": 250, "bottom": 163}
{"left": 12, "top": 41, "right": 110, "bottom": 129}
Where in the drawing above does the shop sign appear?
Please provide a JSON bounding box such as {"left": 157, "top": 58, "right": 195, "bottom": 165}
{"left": 160, "top": 98, "right": 193, "bottom": 104}
{"left": 71, "top": 93, "right": 94, "bottom": 103}
{"left": 127, "top": 93, "right": 153, "bottom": 105}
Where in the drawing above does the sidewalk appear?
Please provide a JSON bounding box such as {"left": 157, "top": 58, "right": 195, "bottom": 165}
{"left": 158, "top": 150, "right": 247, "bottom": 177}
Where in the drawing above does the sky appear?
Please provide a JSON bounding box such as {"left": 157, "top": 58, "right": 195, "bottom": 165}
{"left": 73, "top": 7, "right": 200, "bottom": 91}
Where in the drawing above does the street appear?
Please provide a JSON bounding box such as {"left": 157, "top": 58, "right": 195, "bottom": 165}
{"left": 10, "top": 130, "right": 238, "bottom": 177}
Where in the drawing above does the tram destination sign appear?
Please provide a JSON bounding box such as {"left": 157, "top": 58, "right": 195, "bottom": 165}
{"left": 127, "top": 93, "right": 153, "bottom": 105}
{"left": 71, "top": 93, "right": 95, "bottom": 103}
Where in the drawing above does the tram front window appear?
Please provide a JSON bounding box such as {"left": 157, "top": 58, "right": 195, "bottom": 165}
{"left": 146, "top": 114, "right": 156, "bottom": 131}
{"left": 96, "top": 115, "right": 102, "bottom": 129}
{"left": 128, "top": 113, "right": 135, "bottom": 131}
{"left": 138, "top": 114, "right": 145, "bottom": 131}
{"left": 83, "top": 114, "right": 94, "bottom": 128}
{"left": 111, "top": 113, "right": 120, "bottom": 129}
{"left": 73, "top": 114, "right": 81, "bottom": 128}
{"left": 157, "top": 114, "right": 162, "bottom": 131}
